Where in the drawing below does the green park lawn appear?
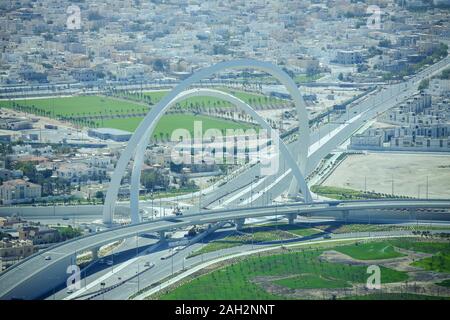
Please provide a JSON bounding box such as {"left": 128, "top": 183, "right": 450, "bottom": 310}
{"left": 412, "top": 253, "right": 450, "bottom": 273}
{"left": 187, "top": 231, "right": 290, "bottom": 258}
{"left": 157, "top": 248, "right": 408, "bottom": 300}
{"left": 329, "top": 223, "right": 450, "bottom": 234}
{"left": 187, "top": 235, "right": 249, "bottom": 258}
{"left": 97, "top": 114, "right": 257, "bottom": 136}
{"left": 140, "top": 88, "right": 285, "bottom": 108}
{"left": 187, "top": 223, "right": 321, "bottom": 258}
{"left": 388, "top": 239, "right": 450, "bottom": 254}
{"left": 247, "top": 222, "right": 322, "bottom": 238}
{"left": 278, "top": 224, "right": 321, "bottom": 237}
{"left": 0, "top": 95, "right": 148, "bottom": 118}
{"left": 0, "top": 89, "right": 281, "bottom": 120}
{"left": 386, "top": 239, "right": 450, "bottom": 273}
{"left": 334, "top": 241, "right": 406, "bottom": 260}
{"left": 310, "top": 185, "right": 408, "bottom": 200}
{"left": 1, "top": 93, "right": 262, "bottom": 136}
{"left": 274, "top": 274, "right": 351, "bottom": 289}
{"left": 436, "top": 279, "right": 450, "bottom": 288}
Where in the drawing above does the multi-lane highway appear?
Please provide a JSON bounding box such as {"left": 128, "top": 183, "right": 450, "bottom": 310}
{"left": 1, "top": 199, "right": 450, "bottom": 300}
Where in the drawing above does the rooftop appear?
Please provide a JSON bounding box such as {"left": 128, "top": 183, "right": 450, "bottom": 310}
{"left": 0, "top": 179, "right": 40, "bottom": 188}
{"left": 89, "top": 127, "right": 133, "bottom": 135}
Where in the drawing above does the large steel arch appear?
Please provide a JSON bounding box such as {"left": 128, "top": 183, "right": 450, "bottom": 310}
{"left": 103, "top": 59, "right": 310, "bottom": 224}
{"left": 129, "top": 88, "right": 312, "bottom": 223}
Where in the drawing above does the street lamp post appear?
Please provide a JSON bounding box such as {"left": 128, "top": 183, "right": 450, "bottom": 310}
{"left": 251, "top": 223, "right": 254, "bottom": 249}
{"left": 100, "top": 282, "right": 105, "bottom": 300}
{"left": 137, "top": 264, "right": 140, "bottom": 292}
{"left": 151, "top": 189, "right": 154, "bottom": 219}
{"left": 136, "top": 233, "right": 139, "bottom": 257}
{"left": 391, "top": 174, "right": 394, "bottom": 196}
{"left": 318, "top": 125, "right": 321, "bottom": 146}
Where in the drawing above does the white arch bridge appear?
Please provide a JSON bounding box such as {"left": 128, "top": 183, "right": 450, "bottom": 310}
{"left": 104, "top": 59, "right": 312, "bottom": 225}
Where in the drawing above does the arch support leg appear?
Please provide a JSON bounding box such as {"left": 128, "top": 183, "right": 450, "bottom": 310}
{"left": 158, "top": 231, "right": 166, "bottom": 241}
{"left": 91, "top": 246, "right": 100, "bottom": 260}
{"left": 287, "top": 213, "right": 297, "bottom": 225}
{"left": 342, "top": 209, "right": 350, "bottom": 223}
{"left": 235, "top": 218, "right": 245, "bottom": 231}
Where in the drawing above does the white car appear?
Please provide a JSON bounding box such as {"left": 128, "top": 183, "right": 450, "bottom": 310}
{"left": 44, "top": 256, "right": 51, "bottom": 261}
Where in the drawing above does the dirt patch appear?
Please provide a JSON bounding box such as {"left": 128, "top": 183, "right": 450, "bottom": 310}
{"left": 251, "top": 247, "right": 450, "bottom": 299}
{"left": 321, "top": 153, "right": 450, "bottom": 199}
{"left": 253, "top": 277, "right": 450, "bottom": 299}
{"left": 318, "top": 248, "right": 431, "bottom": 272}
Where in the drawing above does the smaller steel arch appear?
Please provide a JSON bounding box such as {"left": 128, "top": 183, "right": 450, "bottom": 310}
{"left": 130, "top": 88, "right": 312, "bottom": 223}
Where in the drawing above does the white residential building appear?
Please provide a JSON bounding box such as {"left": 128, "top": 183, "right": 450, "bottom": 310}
{"left": 0, "top": 179, "right": 42, "bottom": 205}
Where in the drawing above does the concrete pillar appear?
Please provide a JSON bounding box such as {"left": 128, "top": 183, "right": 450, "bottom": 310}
{"left": 287, "top": 213, "right": 297, "bottom": 225}
{"left": 235, "top": 218, "right": 245, "bottom": 231}
{"left": 157, "top": 231, "right": 166, "bottom": 241}
{"left": 342, "top": 209, "right": 349, "bottom": 223}
{"left": 91, "top": 246, "right": 100, "bottom": 260}
{"left": 407, "top": 208, "right": 417, "bottom": 225}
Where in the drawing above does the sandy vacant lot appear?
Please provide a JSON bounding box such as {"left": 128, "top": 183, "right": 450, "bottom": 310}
{"left": 322, "top": 152, "right": 450, "bottom": 199}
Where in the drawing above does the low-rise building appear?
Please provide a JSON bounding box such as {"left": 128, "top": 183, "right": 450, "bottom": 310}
{"left": 0, "top": 216, "right": 25, "bottom": 228}
{"left": 335, "top": 50, "right": 363, "bottom": 65}
{"left": 56, "top": 163, "right": 89, "bottom": 183}
{"left": 0, "top": 168, "right": 23, "bottom": 181}
{"left": 88, "top": 128, "right": 132, "bottom": 142}
{"left": 429, "top": 79, "right": 450, "bottom": 96}
{"left": 0, "top": 238, "right": 35, "bottom": 270}
{"left": 18, "top": 226, "right": 59, "bottom": 245}
{"left": 71, "top": 69, "right": 98, "bottom": 82}
{"left": 350, "top": 134, "right": 382, "bottom": 148}
{"left": 0, "top": 179, "right": 42, "bottom": 205}
{"left": 0, "top": 117, "right": 33, "bottom": 130}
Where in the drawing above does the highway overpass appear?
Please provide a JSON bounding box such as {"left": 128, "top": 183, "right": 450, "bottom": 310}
{"left": 0, "top": 199, "right": 449, "bottom": 300}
